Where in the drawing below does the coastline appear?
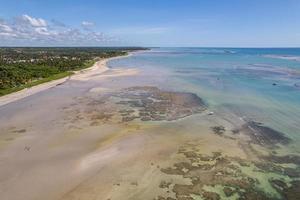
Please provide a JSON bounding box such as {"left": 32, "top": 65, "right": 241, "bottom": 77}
{"left": 0, "top": 48, "right": 299, "bottom": 200}
{"left": 0, "top": 53, "right": 131, "bottom": 107}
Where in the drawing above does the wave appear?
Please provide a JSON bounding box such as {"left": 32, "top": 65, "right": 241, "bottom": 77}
{"left": 148, "top": 48, "right": 236, "bottom": 56}
{"left": 234, "top": 64, "right": 300, "bottom": 79}
{"left": 263, "top": 54, "right": 300, "bottom": 62}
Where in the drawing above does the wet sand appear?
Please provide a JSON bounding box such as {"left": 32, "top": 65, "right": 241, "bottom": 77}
{"left": 0, "top": 54, "right": 133, "bottom": 107}
{"left": 0, "top": 53, "right": 299, "bottom": 200}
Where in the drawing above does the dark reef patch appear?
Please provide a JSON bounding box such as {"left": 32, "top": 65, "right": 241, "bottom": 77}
{"left": 62, "top": 86, "right": 206, "bottom": 127}
{"left": 241, "top": 121, "right": 291, "bottom": 147}
{"left": 157, "top": 142, "right": 300, "bottom": 200}
{"left": 113, "top": 86, "right": 206, "bottom": 122}
{"left": 211, "top": 126, "right": 226, "bottom": 135}
{"left": 13, "top": 129, "right": 26, "bottom": 133}
{"left": 156, "top": 118, "right": 299, "bottom": 200}
{"left": 263, "top": 154, "right": 300, "bottom": 166}
{"left": 282, "top": 181, "right": 300, "bottom": 200}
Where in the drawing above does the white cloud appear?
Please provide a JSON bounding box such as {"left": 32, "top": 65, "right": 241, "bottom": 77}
{"left": 0, "top": 24, "right": 13, "bottom": 32}
{"left": 0, "top": 15, "right": 118, "bottom": 46}
{"left": 82, "top": 21, "right": 95, "bottom": 27}
{"left": 0, "top": 32, "right": 17, "bottom": 37}
{"left": 35, "top": 27, "right": 52, "bottom": 35}
{"left": 21, "top": 14, "right": 47, "bottom": 27}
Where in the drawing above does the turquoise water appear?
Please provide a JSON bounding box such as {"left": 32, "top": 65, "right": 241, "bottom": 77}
{"left": 110, "top": 48, "right": 300, "bottom": 145}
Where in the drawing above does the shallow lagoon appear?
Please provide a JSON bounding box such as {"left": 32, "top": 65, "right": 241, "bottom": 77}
{"left": 108, "top": 48, "right": 300, "bottom": 199}
{"left": 110, "top": 48, "right": 300, "bottom": 142}
{"left": 0, "top": 48, "right": 300, "bottom": 200}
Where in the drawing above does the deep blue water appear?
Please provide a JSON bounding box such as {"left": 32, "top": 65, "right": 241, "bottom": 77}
{"left": 110, "top": 48, "right": 300, "bottom": 143}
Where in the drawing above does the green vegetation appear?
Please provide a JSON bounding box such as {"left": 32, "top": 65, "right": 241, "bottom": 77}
{"left": 0, "top": 47, "right": 146, "bottom": 96}
{"left": 0, "top": 71, "right": 73, "bottom": 96}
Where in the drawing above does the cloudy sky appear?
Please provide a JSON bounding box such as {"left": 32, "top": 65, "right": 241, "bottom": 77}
{"left": 1, "top": 0, "right": 300, "bottom": 47}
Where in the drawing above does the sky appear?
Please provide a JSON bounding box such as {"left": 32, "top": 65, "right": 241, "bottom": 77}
{"left": 0, "top": 0, "right": 300, "bottom": 47}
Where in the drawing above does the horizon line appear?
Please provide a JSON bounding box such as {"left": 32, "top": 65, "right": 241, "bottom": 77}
{"left": 1, "top": 46, "right": 300, "bottom": 49}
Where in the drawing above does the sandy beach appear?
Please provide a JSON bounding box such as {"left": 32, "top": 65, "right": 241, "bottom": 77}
{"left": 2, "top": 0, "right": 300, "bottom": 199}
{"left": 0, "top": 50, "right": 299, "bottom": 200}
{"left": 0, "top": 54, "right": 133, "bottom": 107}
{"left": 0, "top": 53, "right": 143, "bottom": 200}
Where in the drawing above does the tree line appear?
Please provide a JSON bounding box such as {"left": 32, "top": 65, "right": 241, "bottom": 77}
{"left": 0, "top": 47, "right": 147, "bottom": 95}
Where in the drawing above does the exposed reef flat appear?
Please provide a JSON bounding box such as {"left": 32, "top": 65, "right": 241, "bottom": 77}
{"left": 61, "top": 87, "right": 299, "bottom": 199}
{"left": 2, "top": 81, "right": 299, "bottom": 200}
{"left": 62, "top": 86, "right": 206, "bottom": 128}
{"left": 153, "top": 119, "right": 300, "bottom": 200}
{"left": 156, "top": 126, "right": 300, "bottom": 200}
{"left": 1, "top": 49, "right": 300, "bottom": 200}
{"left": 114, "top": 86, "right": 206, "bottom": 122}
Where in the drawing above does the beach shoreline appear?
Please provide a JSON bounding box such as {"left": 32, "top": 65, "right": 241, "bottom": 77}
{"left": 0, "top": 53, "right": 131, "bottom": 107}
{"left": 0, "top": 48, "right": 299, "bottom": 200}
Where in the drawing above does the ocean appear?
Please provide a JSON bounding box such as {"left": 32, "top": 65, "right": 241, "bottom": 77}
{"left": 110, "top": 48, "right": 300, "bottom": 146}
{"left": 1, "top": 47, "right": 300, "bottom": 199}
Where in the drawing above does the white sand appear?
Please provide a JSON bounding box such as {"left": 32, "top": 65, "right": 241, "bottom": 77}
{"left": 0, "top": 54, "right": 131, "bottom": 107}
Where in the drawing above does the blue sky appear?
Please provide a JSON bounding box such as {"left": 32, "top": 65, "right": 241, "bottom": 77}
{"left": 0, "top": 0, "right": 300, "bottom": 47}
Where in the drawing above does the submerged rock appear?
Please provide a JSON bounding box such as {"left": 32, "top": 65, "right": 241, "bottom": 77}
{"left": 294, "top": 82, "right": 300, "bottom": 88}
{"left": 211, "top": 126, "right": 226, "bottom": 135}
{"left": 242, "top": 121, "right": 291, "bottom": 147}
{"left": 223, "top": 187, "right": 234, "bottom": 197}
{"left": 282, "top": 181, "right": 300, "bottom": 200}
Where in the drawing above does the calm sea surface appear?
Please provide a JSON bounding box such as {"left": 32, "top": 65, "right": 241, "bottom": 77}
{"left": 109, "top": 48, "right": 300, "bottom": 144}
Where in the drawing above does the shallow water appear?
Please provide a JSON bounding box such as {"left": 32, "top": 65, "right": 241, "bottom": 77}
{"left": 110, "top": 48, "right": 300, "bottom": 143}
{"left": 1, "top": 49, "right": 300, "bottom": 200}
{"left": 101, "top": 48, "right": 300, "bottom": 199}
